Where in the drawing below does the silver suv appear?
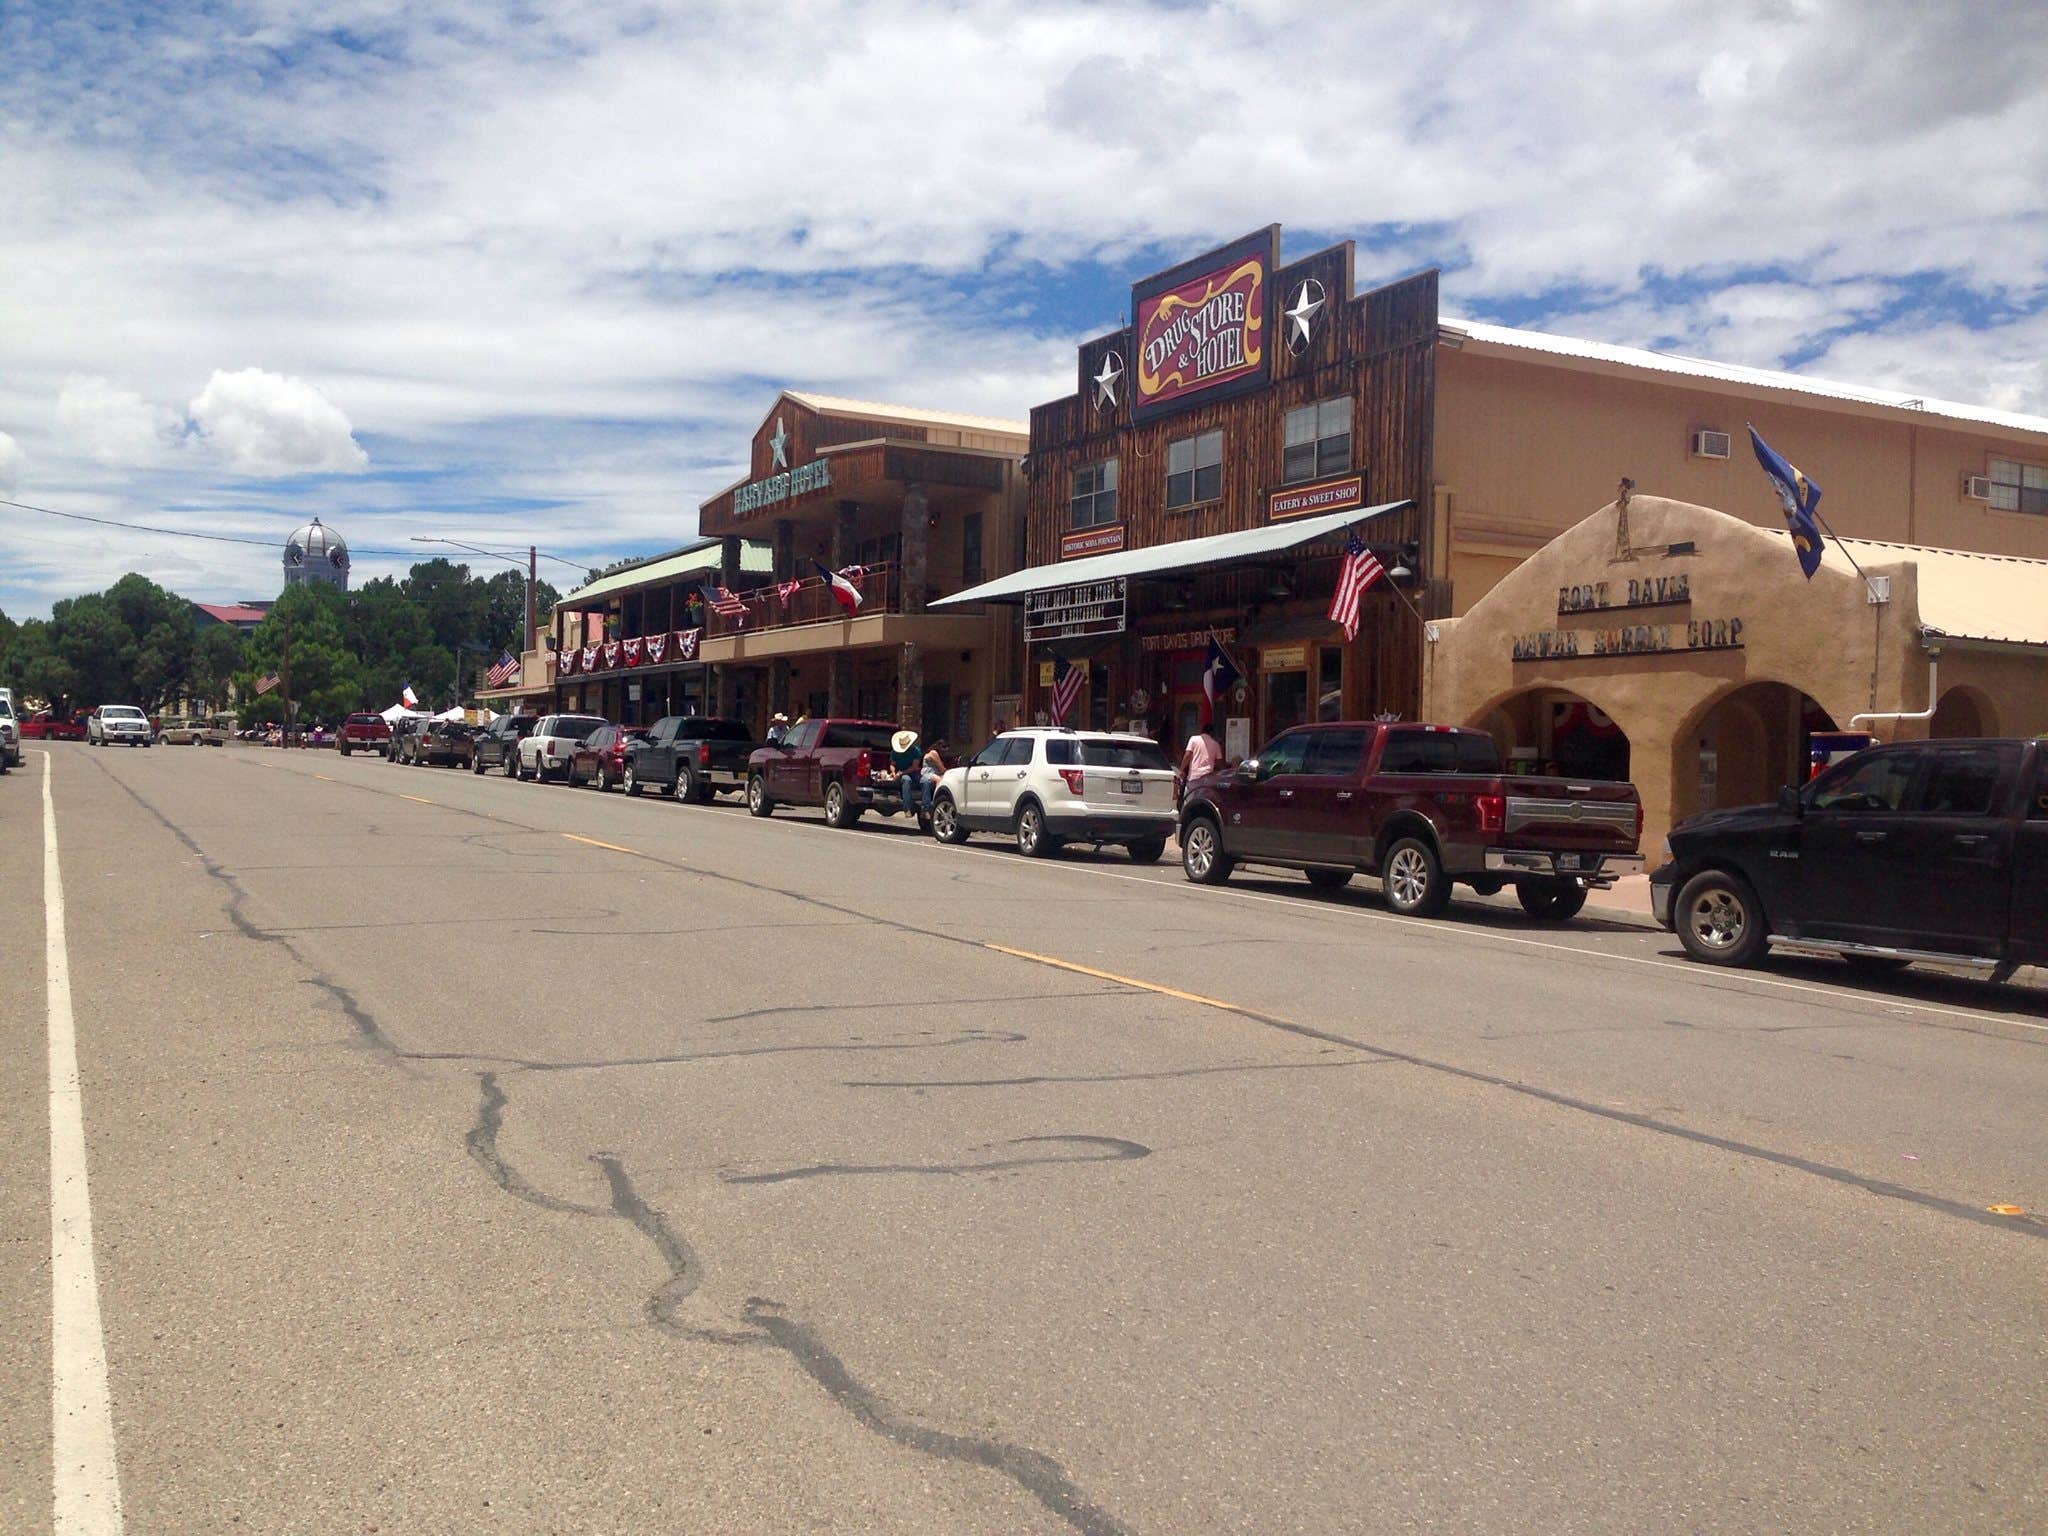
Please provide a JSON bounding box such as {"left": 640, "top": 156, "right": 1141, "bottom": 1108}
{"left": 929, "top": 728, "right": 1179, "bottom": 861}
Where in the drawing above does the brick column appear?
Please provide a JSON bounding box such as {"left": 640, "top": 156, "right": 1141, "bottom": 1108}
{"left": 899, "top": 483, "right": 928, "bottom": 613}
{"left": 714, "top": 665, "right": 737, "bottom": 716}
{"left": 773, "top": 518, "right": 796, "bottom": 581}
{"left": 720, "top": 536, "right": 742, "bottom": 588}
{"left": 832, "top": 501, "right": 858, "bottom": 566}
{"left": 896, "top": 642, "right": 923, "bottom": 730}
{"left": 769, "top": 657, "right": 792, "bottom": 716}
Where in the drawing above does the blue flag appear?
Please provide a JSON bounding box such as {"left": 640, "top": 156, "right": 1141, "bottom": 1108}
{"left": 1748, "top": 424, "right": 1823, "bottom": 579}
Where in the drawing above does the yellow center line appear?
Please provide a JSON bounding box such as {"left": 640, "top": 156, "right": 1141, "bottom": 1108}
{"left": 398, "top": 794, "right": 434, "bottom": 804}
{"left": 563, "top": 832, "right": 643, "bottom": 855}
{"left": 314, "top": 774, "right": 336, "bottom": 782}
{"left": 981, "top": 943, "right": 1245, "bottom": 1013}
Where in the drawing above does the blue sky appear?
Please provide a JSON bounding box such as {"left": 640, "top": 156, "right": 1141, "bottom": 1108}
{"left": 2, "top": 0, "right": 2044, "bottom": 616}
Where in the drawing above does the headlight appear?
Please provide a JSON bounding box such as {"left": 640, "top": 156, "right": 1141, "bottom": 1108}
{"left": 1660, "top": 837, "right": 1673, "bottom": 861}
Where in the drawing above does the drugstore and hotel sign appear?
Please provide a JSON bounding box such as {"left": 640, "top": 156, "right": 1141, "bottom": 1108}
{"left": 1131, "top": 227, "right": 1275, "bottom": 422}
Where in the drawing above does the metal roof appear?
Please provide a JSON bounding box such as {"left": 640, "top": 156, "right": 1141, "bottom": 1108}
{"left": 1780, "top": 529, "right": 2048, "bottom": 649}
{"left": 1441, "top": 318, "right": 2048, "bottom": 446}
{"left": 556, "top": 539, "right": 773, "bottom": 608}
{"left": 784, "top": 391, "right": 1028, "bottom": 439}
{"left": 931, "top": 502, "right": 1410, "bottom": 606}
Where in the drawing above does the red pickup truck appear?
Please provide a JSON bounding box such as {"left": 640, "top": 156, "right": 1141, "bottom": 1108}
{"left": 747, "top": 717, "right": 925, "bottom": 829}
{"left": 339, "top": 712, "right": 393, "bottom": 757}
{"left": 1178, "top": 720, "right": 1643, "bottom": 920}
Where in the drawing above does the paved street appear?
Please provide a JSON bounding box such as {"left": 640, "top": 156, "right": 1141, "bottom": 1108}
{"left": 6, "top": 740, "right": 2046, "bottom": 1535}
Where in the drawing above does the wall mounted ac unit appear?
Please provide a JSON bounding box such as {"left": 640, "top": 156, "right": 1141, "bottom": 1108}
{"left": 1690, "top": 430, "right": 1732, "bottom": 460}
{"left": 1964, "top": 475, "right": 1994, "bottom": 501}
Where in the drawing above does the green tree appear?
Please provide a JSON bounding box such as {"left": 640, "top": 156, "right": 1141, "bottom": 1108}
{"left": 239, "top": 582, "right": 360, "bottom": 725}
{"left": 402, "top": 558, "right": 484, "bottom": 655}
{"left": 8, "top": 619, "right": 77, "bottom": 713}
{"left": 476, "top": 568, "right": 561, "bottom": 655}
{"left": 189, "top": 626, "right": 246, "bottom": 711}
{"left": 0, "top": 606, "right": 16, "bottom": 676}
{"left": 104, "top": 574, "right": 193, "bottom": 709}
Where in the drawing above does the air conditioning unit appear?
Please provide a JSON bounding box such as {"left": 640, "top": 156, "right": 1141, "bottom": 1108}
{"left": 1964, "top": 475, "right": 1994, "bottom": 501}
{"left": 1690, "top": 430, "right": 1732, "bottom": 460}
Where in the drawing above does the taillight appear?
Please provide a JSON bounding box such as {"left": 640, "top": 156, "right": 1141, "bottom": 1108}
{"left": 1635, "top": 800, "right": 1644, "bottom": 841}
{"left": 1058, "top": 768, "right": 1086, "bottom": 795}
{"left": 697, "top": 742, "right": 712, "bottom": 766}
{"left": 1475, "top": 793, "right": 1505, "bottom": 834}
{"left": 852, "top": 751, "right": 871, "bottom": 780}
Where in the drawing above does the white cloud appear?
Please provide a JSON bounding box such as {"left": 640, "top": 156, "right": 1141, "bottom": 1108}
{"left": 0, "top": 430, "right": 22, "bottom": 493}
{"left": 186, "top": 367, "right": 368, "bottom": 476}
{"left": 54, "top": 376, "right": 173, "bottom": 466}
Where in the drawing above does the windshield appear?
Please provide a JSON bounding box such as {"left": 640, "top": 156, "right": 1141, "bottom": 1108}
{"left": 1078, "top": 738, "right": 1172, "bottom": 771}
{"left": 0, "top": 700, "right": 13, "bottom": 719}
{"left": 103, "top": 706, "right": 145, "bottom": 720}
{"left": 822, "top": 723, "right": 897, "bottom": 751}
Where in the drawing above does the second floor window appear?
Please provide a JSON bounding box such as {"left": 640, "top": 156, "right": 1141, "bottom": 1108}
{"left": 962, "top": 512, "right": 983, "bottom": 583}
{"left": 1071, "top": 459, "right": 1119, "bottom": 527}
{"left": 1284, "top": 397, "right": 1352, "bottom": 483}
{"left": 1167, "top": 429, "right": 1223, "bottom": 509}
{"left": 1988, "top": 458, "right": 2048, "bottom": 515}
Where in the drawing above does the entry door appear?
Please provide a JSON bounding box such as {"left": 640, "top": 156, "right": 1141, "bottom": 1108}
{"left": 1795, "top": 748, "right": 1923, "bottom": 943}
{"left": 1883, "top": 744, "right": 2023, "bottom": 957}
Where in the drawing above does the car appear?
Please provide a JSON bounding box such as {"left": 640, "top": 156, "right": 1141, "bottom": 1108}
{"left": 568, "top": 724, "right": 649, "bottom": 790}
{"left": 388, "top": 716, "right": 429, "bottom": 763}
{"left": 745, "top": 717, "right": 924, "bottom": 827}
{"left": 0, "top": 692, "right": 17, "bottom": 771}
{"left": 1650, "top": 736, "right": 2048, "bottom": 982}
{"left": 518, "top": 714, "right": 610, "bottom": 782}
{"left": 21, "top": 710, "right": 86, "bottom": 741}
{"left": 339, "top": 712, "right": 393, "bottom": 757}
{"left": 202, "top": 714, "right": 235, "bottom": 746}
{"left": 415, "top": 719, "right": 475, "bottom": 767}
{"left": 472, "top": 714, "right": 538, "bottom": 776}
{"left": 622, "top": 716, "right": 759, "bottom": 801}
{"left": 929, "top": 728, "right": 1178, "bottom": 861}
{"left": 1177, "top": 721, "right": 1642, "bottom": 918}
{"left": 158, "top": 717, "right": 205, "bottom": 745}
{"left": 88, "top": 705, "right": 154, "bottom": 746}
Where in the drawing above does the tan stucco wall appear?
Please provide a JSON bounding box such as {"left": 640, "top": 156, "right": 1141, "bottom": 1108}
{"left": 1434, "top": 347, "right": 2048, "bottom": 618}
{"left": 1420, "top": 495, "right": 2048, "bottom": 854}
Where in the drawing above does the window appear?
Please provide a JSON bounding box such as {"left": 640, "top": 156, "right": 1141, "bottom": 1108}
{"left": 856, "top": 533, "right": 901, "bottom": 569}
{"left": 1166, "top": 430, "right": 1224, "bottom": 509}
{"left": 1283, "top": 397, "right": 1352, "bottom": 484}
{"left": 1256, "top": 730, "right": 1310, "bottom": 779}
{"left": 783, "top": 721, "right": 818, "bottom": 750}
{"left": 1001, "top": 737, "right": 1036, "bottom": 766}
{"left": 823, "top": 723, "right": 896, "bottom": 751}
{"left": 1317, "top": 647, "right": 1344, "bottom": 722}
{"left": 1078, "top": 739, "right": 1172, "bottom": 771}
{"left": 1810, "top": 749, "right": 1917, "bottom": 813}
{"left": 1914, "top": 745, "right": 2019, "bottom": 817}
{"left": 1987, "top": 459, "right": 2048, "bottom": 515}
{"left": 1044, "top": 737, "right": 1075, "bottom": 766}
{"left": 962, "top": 512, "right": 983, "bottom": 583}
{"left": 1375, "top": 730, "right": 1502, "bottom": 776}
{"left": 1071, "top": 460, "right": 1119, "bottom": 527}
{"left": 1304, "top": 728, "right": 1369, "bottom": 777}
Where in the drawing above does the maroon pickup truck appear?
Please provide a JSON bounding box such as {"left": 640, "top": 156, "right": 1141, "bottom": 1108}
{"left": 747, "top": 717, "right": 921, "bottom": 829}
{"left": 1178, "top": 721, "right": 1643, "bottom": 920}
{"left": 339, "top": 712, "right": 392, "bottom": 757}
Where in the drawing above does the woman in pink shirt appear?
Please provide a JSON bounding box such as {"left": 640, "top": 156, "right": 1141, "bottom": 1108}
{"left": 1177, "top": 725, "right": 1224, "bottom": 806}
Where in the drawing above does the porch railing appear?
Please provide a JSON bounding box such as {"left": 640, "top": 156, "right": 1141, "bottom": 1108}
{"left": 702, "top": 562, "right": 903, "bottom": 639}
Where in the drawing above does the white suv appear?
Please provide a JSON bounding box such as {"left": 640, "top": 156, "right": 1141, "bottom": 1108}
{"left": 88, "top": 705, "right": 153, "bottom": 747}
{"left": 517, "top": 713, "right": 608, "bottom": 782}
{"left": 0, "top": 693, "right": 17, "bottom": 770}
{"left": 930, "top": 728, "right": 1179, "bottom": 861}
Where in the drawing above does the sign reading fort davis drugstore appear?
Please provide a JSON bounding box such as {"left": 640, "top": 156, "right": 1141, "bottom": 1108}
{"left": 1025, "top": 578, "right": 1128, "bottom": 642}
{"left": 733, "top": 457, "right": 832, "bottom": 519}
{"left": 1131, "top": 227, "right": 1275, "bottom": 422}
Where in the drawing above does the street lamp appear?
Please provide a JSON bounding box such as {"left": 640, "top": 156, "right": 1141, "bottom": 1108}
{"left": 409, "top": 536, "right": 591, "bottom": 655}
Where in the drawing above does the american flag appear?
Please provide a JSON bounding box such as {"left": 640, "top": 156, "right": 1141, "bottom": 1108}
{"left": 252, "top": 673, "right": 281, "bottom": 696}
{"left": 1049, "top": 655, "right": 1085, "bottom": 725}
{"left": 1327, "top": 532, "right": 1386, "bottom": 642}
{"left": 774, "top": 578, "right": 802, "bottom": 605}
{"left": 707, "top": 585, "right": 748, "bottom": 618}
{"left": 485, "top": 650, "right": 520, "bottom": 687}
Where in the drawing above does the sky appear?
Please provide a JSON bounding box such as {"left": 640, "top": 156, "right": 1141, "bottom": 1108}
{"left": 2, "top": 0, "right": 2045, "bottom": 618}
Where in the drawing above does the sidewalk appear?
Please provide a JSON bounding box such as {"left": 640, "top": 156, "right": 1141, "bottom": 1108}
{"left": 1584, "top": 871, "right": 1656, "bottom": 924}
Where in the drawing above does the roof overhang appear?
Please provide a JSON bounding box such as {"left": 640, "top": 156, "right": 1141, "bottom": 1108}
{"left": 930, "top": 501, "right": 1411, "bottom": 606}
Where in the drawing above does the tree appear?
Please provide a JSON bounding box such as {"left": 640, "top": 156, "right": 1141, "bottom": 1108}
{"left": 477, "top": 568, "right": 559, "bottom": 655}
{"left": 402, "top": 558, "right": 484, "bottom": 655}
{"left": 105, "top": 575, "right": 193, "bottom": 709}
{"left": 239, "top": 582, "right": 360, "bottom": 725}
{"left": 8, "top": 619, "right": 77, "bottom": 713}
{"left": 189, "top": 626, "right": 246, "bottom": 711}
{"left": 0, "top": 607, "right": 16, "bottom": 677}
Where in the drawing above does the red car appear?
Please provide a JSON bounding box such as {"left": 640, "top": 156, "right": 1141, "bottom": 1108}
{"left": 339, "top": 712, "right": 393, "bottom": 757}
{"left": 20, "top": 711, "right": 86, "bottom": 740}
{"left": 568, "top": 724, "right": 648, "bottom": 791}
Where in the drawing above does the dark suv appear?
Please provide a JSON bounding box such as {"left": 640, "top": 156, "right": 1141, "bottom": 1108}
{"left": 472, "top": 714, "right": 537, "bottom": 776}
{"left": 415, "top": 719, "right": 475, "bottom": 768}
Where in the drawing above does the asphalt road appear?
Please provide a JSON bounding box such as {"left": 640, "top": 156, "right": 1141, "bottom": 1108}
{"left": 5, "top": 740, "right": 2045, "bottom": 1534}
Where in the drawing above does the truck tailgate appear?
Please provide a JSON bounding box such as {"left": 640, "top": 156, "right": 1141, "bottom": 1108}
{"left": 1497, "top": 776, "right": 1640, "bottom": 852}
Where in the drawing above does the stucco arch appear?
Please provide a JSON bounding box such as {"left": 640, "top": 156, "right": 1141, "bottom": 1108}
{"left": 1666, "top": 680, "right": 1840, "bottom": 823}
{"left": 1930, "top": 684, "right": 1999, "bottom": 739}
{"left": 1466, "top": 683, "right": 1635, "bottom": 780}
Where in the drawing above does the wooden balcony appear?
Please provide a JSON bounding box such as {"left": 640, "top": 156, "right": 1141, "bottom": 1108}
{"left": 702, "top": 563, "right": 904, "bottom": 639}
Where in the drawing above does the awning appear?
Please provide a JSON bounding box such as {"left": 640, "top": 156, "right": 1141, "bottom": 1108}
{"left": 930, "top": 501, "right": 1411, "bottom": 606}
{"left": 557, "top": 540, "right": 774, "bottom": 609}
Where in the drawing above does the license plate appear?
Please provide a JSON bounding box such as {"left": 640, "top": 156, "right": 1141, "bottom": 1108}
{"left": 1122, "top": 778, "right": 1144, "bottom": 795}
{"left": 1559, "top": 854, "right": 1591, "bottom": 871}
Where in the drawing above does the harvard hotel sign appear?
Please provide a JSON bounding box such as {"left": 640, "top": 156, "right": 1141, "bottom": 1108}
{"left": 1131, "top": 226, "right": 1276, "bottom": 422}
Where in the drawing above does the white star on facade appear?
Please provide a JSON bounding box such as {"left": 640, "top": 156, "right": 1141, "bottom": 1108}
{"left": 1285, "top": 280, "right": 1325, "bottom": 350}
{"left": 769, "top": 416, "right": 789, "bottom": 469}
{"left": 1092, "top": 351, "right": 1123, "bottom": 410}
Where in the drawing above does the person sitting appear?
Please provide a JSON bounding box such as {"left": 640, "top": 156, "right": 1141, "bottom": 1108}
{"left": 766, "top": 712, "right": 789, "bottom": 746}
{"left": 889, "top": 729, "right": 924, "bottom": 816}
{"left": 920, "top": 740, "right": 947, "bottom": 810}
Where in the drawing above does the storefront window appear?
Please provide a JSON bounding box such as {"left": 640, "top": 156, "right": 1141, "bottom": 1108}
{"left": 1283, "top": 398, "right": 1352, "bottom": 484}
{"left": 1262, "top": 669, "right": 1309, "bottom": 736}
{"left": 1317, "top": 646, "right": 1344, "bottom": 721}
{"left": 1071, "top": 460, "right": 1119, "bottom": 527}
{"left": 1166, "top": 430, "right": 1223, "bottom": 509}
{"left": 1987, "top": 458, "right": 2048, "bottom": 515}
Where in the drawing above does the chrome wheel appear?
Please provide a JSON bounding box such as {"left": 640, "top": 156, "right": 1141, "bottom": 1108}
{"left": 1184, "top": 822, "right": 1216, "bottom": 877}
{"left": 1016, "top": 805, "right": 1042, "bottom": 855}
{"left": 1386, "top": 846, "right": 1430, "bottom": 909}
{"left": 931, "top": 795, "right": 962, "bottom": 843}
{"left": 1687, "top": 887, "right": 1748, "bottom": 952}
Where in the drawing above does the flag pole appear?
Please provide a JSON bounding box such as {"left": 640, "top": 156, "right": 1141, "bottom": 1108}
{"left": 1808, "top": 504, "right": 1882, "bottom": 602}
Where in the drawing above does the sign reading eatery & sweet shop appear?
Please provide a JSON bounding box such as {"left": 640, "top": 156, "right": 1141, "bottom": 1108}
{"left": 1130, "top": 227, "right": 1275, "bottom": 422}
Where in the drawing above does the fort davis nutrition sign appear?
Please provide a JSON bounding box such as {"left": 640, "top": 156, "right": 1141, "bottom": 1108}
{"left": 1131, "top": 227, "right": 1275, "bottom": 422}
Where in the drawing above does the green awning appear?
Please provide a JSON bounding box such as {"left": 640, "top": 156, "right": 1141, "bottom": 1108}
{"left": 558, "top": 539, "right": 774, "bottom": 609}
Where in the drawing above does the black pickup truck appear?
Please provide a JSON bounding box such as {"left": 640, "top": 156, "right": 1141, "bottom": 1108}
{"left": 1652, "top": 737, "right": 2048, "bottom": 982}
{"left": 623, "top": 716, "right": 760, "bottom": 801}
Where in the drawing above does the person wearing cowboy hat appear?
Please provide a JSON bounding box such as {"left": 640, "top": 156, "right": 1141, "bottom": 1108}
{"left": 889, "top": 727, "right": 925, "bottom": 817}
{"left": 766, "top": 711, "right": 790, "bottom": 746}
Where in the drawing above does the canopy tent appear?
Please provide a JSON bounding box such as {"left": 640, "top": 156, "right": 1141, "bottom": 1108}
{"left": 930, "top": 501, "right": 1412, "bottom": 606}
{"left": 379, "top": 702, "right": 427, "bottom": 724}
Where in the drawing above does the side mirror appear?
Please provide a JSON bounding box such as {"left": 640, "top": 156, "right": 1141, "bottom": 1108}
{"left": 1236, "top": 757, "right": 1260, "bottom": 781}
{"left": 1777, "top": 784, "right": 1805, "bottom": 816}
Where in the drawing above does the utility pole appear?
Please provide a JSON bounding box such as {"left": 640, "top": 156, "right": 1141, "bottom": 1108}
{"left": 279, "top": 610, "right": 293, "bottom": 749}
{"left": 527, "top": 545, "right": 538, "bottom": 655}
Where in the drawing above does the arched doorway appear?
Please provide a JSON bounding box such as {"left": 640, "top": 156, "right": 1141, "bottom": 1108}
{"left": 1930, "top": 685, "right": 1998, "bottom": 739}
{"left": 1675, "top": 682, "right": 1837, "bottom": 822}
{"left": 1473, "top": 688, "right": 1631, "bottom": 781}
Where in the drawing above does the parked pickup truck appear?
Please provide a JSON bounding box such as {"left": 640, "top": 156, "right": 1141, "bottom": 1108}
{"left": 624, "top": 716, "right": 760, "bottom": 801}
{"left": 339, "top": 712, "right": 392, "bottom": 757}
{"left": 1651, "top": 736, "right": 2047, "bottom": 982}
{"left": 747, "top": 717, "right": 918, "bottom": 829}
{"left": 1179, "top": 720, "right": 1643, "bottom": 919}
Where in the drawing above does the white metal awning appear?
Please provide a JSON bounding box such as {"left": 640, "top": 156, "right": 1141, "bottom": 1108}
{"left": 930, "top": 501, "right": 1411, "bottom": 606}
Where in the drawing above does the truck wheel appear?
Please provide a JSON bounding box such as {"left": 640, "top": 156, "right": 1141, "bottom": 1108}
{"left": 596, "top": 763, "right": 613, "bottom": 792}
{"left": 1306, "top": 867, "right": 1354, "bottom": 891}
{"left": 676, "top": 766, "right": 700, "bottom": 804}
{"left": 472, "top": 755, "right": 485, "bottom": 774}
{"left": 1014, "top": 800, "right": 1058, "bottom": 857}
{"left": 1516, "top": 879, "right": 1588, "bottom": 920}
{"left": 1382, "top": 837, "right": 1451, "bottom": 918}
{"left": 1180, "top": 816, "right": 1232, "bottom": 884}
{"left": 1126, "top": 837, "right": 1167, "bottom": 865}
{"left": 747, "top": 773, "right": 774, "bottom": 817}
{"left": 824, "top": 781, "right": 860, "bottom": 829}
{"left": 623, "top": 761, "right": 641, "bottom": 796}
{"left": 1674, "top": 869, "right": 1768, "bottom": 967}
{"left": 340, "top": 744, "right": 351, "bottom": 757}
{"left": 930, "top": 793, "right": 969, "bottom": 844}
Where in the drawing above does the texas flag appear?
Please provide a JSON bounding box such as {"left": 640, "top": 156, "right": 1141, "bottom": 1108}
{"left": 401, "top": 684, "right": 419, "bottom": 709}
{"left": 814, "top": 560, "right": 864, "bottom": 614}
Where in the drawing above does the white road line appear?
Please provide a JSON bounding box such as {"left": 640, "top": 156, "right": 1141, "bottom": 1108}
{"left": 44, "top": 753, "right": 125, "bottom": 1533}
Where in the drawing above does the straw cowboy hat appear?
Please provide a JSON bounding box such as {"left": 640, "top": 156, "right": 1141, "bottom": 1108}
{"left": 891, "top": 728, "right": 919, "bottom": 754}
{"left": 771, "top": 712, "right": 789, "bottom": 724}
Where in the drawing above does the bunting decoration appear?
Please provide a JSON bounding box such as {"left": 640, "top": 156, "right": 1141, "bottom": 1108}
{"left": 581, "top": 644, "right": 599, "bottom": 673}
{"left": 644, "top": 632, "right": 667, "bottom": 665}
{"left": 623, "top": 637, "right": 642, "bottom": 667}
{"left": 602, "top": 639, "right": 620, "bottom": 669}
{"left": 557, "top": 647, "right": 576, "bottom": 676}
{"left": 676, "top": 627, "right": 701, "bottom": 661}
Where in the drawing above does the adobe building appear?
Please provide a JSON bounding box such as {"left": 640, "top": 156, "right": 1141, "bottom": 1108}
{"left": 693, "top": 392, "right": 1029, "bottom": 746}
{"left": 1424, "top": 493, "right": 2048, "bottom": 853}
